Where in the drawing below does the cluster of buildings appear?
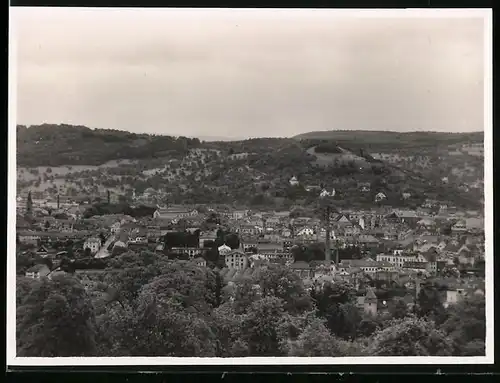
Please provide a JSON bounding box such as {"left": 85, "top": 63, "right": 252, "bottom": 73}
{"left": 17, "top": 191, "right": 485, "bottom": 313}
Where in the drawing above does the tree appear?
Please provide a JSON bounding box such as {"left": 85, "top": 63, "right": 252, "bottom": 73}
{"left": 83, "top": 247, "right": 92, "bottom": 258}
{"left": 26, "top": 191, "right": 33, "bottom": 215}
{"left": 100, "top": 295, "right": 217, "bottom": 357}
{"left": 104, "top": 251, "right": 163, "bottom": 304}
{"left": 286, "top": 317, "right": 339, "bottom": 356}
{"left": 212, "top": 303, "right": 248, "bottom": 357}
{"left": 439, "top": 293, "right": 486, "bottom": 356}
{"left": 98, "top": 232, "right": 107, "bottom": 244}
{"left": 312, "top": 281, "right": 361, "bottom": 339}
{"left": 16, "top": 276, "right": 36, "bottom": 306}
{"left": 357, "top": 317, "right": 380, "bottom": 338}
{"left": 241, "top": 297, "right": 289, "bottom": 356}
{"left": 224, "top": 233, "right": 240, "bottom": 250}
{"left": 367, "top": 316, "right": 453, "bottom": 356}
{"left": 389, "top": 297, "right": 409, "bottom": 320}
{"left": 16, "top": 274, "right": 97, "bottom": 357}
{"left": 416, "top": 282, "right": 445, "bottom": 322}
{"left": 255, "top": 265, "right": 313, "bottom": 314}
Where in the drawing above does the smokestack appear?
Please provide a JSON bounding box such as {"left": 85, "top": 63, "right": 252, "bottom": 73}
{"left": 325, "top": 205, "right": 331, "bottom": 262}
{"left": 57, "top": 194, "right": 60, "bottom": 210}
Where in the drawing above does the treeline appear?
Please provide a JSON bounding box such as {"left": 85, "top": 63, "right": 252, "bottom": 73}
{"left": 313, "top": 142, "right": 343, "bottom": 154}
{"left": 83, "top": 203, "right": 156, "bottom": 218}
{"left": 16, "top": 252, "right": 486, "bottom": 357}
{"left": 17, "top": 124, "right": 201, "bottom": 167}
{"left": 295, "top": 130, "right": 484, "bottom": 150}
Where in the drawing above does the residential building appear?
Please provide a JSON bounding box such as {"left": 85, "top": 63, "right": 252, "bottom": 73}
{"left": 153, "top": 206, "right": 198, "bottom": 221}
{"left": 375, "top": 192, "right": 387, "bottom": 202}
{"left": 232, "top": 210, "right": 249, "bottom": 220}
{"left": 296, "top": 227, "right": 315, "bottom": 237}
{"left": 110, "top": 221, "right": 121, "bottom": 234}
{"left": 376, "top": 251, "right": 419, "bottom": 268}
{"left": 444, "top": 287, "right": 466, "bottom": 308}
{"left": 311, "top": 260, "right": 336, "bottom": 277}
{"left": 199, "top": 230, "right": 218, "bottom": 248}
{"left": 18, "top": 232, "right": 41, "bottom": 245}
{"left": 36, "top": 245, "right": 49, "bottom": 258}
{"left": 242, "top": 239, "right": 258, "bottom": 253}
{"left": 364, "top": 288, "right": 378, "bottom": 316}
{"left": 256, "top": 241, "right": 283, "bottom": 254}
{"left": 193, "top": 257, "right": 207, "bottom": 267}
{"left": 225, "top": 250, "right": 248, "bottom": 270}
{"left": 25, "top": 264, "right": 51, "bottom": 279}
{"left": 289, "top": 176, "right": 299, "bottom": 186}
{"left": 289, "top": 261, "right": 314, "bottom": 279}
{"left": 171, "top": 247, "right": 203, "bottom": 259}
{"left": 451, "top": 219, "right": 467, "bottom": 234}
{"left": 83, "top": 237, "right": 102, "bottom": 254}
{"left": 218, "top": 244, "right": 232, "bottom": 256}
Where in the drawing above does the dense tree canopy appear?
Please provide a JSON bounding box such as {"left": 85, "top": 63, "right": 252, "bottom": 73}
{"left": 17, "top": 275, "right": 97, "bottom": 357}
{"left": 16, "top": 250, "right": 485, "bottom": 358}
{"left": 367, "top": 316, "right": 454, "bottom": 356}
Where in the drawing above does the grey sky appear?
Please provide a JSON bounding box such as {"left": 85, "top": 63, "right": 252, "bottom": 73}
{"left": 13, "top": 8, "right": 486, "bottom": 139}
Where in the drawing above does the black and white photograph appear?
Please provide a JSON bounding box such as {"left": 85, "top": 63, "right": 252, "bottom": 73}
{"left": 7, "top": 7, "right": 492, "bottom": 366}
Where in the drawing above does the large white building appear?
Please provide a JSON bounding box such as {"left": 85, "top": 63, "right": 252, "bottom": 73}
{"left": 83, "top": 237, "right": 102, "bottom": 254}
{"left": 218, "top": 244, "right": 232, "bottom": 256}
{"left": 225, "top": 250, "right": 248, "bottom": 270}
{"left": 376, "top": 251, "right": 420, "bottom": 268}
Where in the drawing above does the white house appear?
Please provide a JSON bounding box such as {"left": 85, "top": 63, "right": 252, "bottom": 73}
{"left": 218, "top": 244, "right": 232, "bottom": 256}
{"left": 444, "top": 288, "right": 466, "bottom": 308}
{"left": 364, "top": 288, "right": 378, "bottom": 316}
{"left": 248, "top": 253, "right": 268, "bottom": 268}
{"left": 171, "top": 247, "right": 203, "bottom": 259}
{"left": 296, "top": 227, "right": 315, "bottom": 237}
{"left": 193, "top": 257, "right": 207, "bottom": 267}
{"left": 313, "top": 261, "right": 336, "bottom": 277}
{"left": 18, "top": 232, "right": 40, "bottom": 245}
{"left": 376, "top": 252, "right": 419, "bottom": 268}
{"left": 25, "top": 264, "right": 51, "bottom": 279}
{"left": 225, "top": 251, "right": 248, "bottom": 270}
{"left": 83, "top": 237, "right": 102, "bottom": 254}
{"left": 320, "top": 188, "right": 336, "bottom": 198}
{"left": 110, "top": 221, "right": 121, "bottom": 234}
{"left": 232, "top": 210, "right": 249, "bottom": 220}
{"left": 199, "top": 230, "right": 218, "bottom": 248}
{"left": 451, "top": 219, "right": 467, "bottom": 234}
{"left": 153, "top": 207, "right": 198, "bottom": 221}
{"left": 375, "top": 192, "right": 387, "bottom": 202}
{"left": 289, "top": 176, "right": 299, "bottom": 186}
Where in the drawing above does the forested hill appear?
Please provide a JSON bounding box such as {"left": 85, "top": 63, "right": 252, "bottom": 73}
{"left": 16, "top": 124, "right": 483, "bottom": 210}
{"left": 294, "top": 130, "right": 483, "bottom": 152}
{"left": 16, "top": 124, "right": 202, "bottom": 167}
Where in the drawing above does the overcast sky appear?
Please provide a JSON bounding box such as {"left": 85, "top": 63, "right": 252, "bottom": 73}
{"left": 12, "top": 8, "right": 487, "bottom": 139}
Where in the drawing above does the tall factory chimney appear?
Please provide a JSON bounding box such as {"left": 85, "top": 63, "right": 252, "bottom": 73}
{"left": 325, "top": 205, "right": 331, "bottom": 262}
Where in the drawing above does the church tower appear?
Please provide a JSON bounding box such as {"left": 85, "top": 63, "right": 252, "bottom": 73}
{"left": 364, "top": 288, "right": 378, "bottom": 316}
{"left": 26, "top": 191, "right": 33, "bottom": 216}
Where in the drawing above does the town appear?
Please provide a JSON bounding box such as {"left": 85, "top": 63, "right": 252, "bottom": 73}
{"left": 16, "top": 181, "right": 485, "bottom": 352}
{"left": 13, "top": 8, "right": 488, "bottom": 360}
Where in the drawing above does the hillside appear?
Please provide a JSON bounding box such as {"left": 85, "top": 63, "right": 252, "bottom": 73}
{"left": 294, "top": 130, "right": 484, "bottom": 153}
{"left": 17, "top": 124, "right": 201, "bottom": 167}
{"left": 16, "top": 124, "right": 484, "bottom": 210}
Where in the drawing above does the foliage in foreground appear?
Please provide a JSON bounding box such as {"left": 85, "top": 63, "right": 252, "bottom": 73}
{"left": 16, "top": 255, "right": 486, "bottom": 358}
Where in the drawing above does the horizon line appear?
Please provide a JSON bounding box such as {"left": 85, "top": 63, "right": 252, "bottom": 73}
{"left": 17, "top": 123, "right": 484, "bottom": 141}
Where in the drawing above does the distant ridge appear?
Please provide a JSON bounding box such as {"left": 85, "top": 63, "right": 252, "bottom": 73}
{"left": 196, "top": 136, "right": 246, "bottom": 142}
{"left": 293, "top": 129, "right": 484, "bottom": 141}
